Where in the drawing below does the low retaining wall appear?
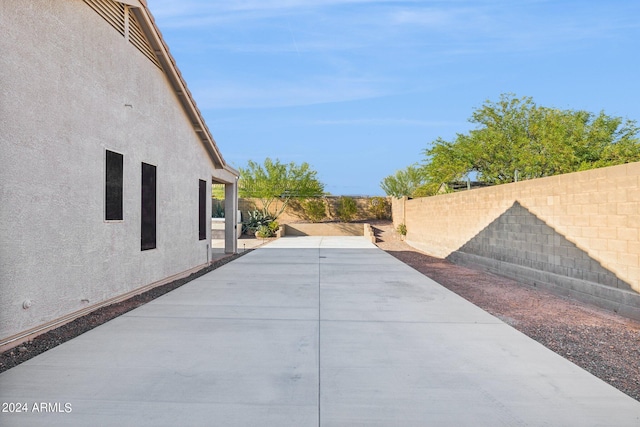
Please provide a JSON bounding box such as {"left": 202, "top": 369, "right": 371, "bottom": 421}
{"left": 280, "top": 223, "right": 376, "bottom": 242}
{"left": 448, "top": 251, "right": 640, "bottom": 320}
{"left": 211, "top": 217, "right": 242, "bottom": 239}
{"left": 282, "top": 223, "right": 366, "bottom": 237}
{"left": 393, "top": 162, "right": 640, "bottom": 320}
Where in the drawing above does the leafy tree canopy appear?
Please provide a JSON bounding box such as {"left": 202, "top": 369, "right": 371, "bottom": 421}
{"left": 211, "top": 183, "right": 225, "bottom": 199}
{"left": 424, "top": 94, "right": 640, "bottom": 186}
{"left": 380, "top": 164, "right": 430, "bottom": 198}
{"left": 239, "top": 158, "right": 325, "bottom": 219}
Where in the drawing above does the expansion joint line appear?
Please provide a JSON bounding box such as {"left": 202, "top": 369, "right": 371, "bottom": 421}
{"left": 317, "top": 237, "right": 323, "bottom": 427}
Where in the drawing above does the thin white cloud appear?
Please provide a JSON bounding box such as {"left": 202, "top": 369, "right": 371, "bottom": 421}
{"left": 149, "top": 0, "right": 401, "bottom": 28}
{"left": 391, "top": 7, "right": 488, "bottom": 30}
{"left": 149, "top": 0, "right": 640, "bottom": 109}
{"left": 311, "top": 118, "right": 464, "bottom": 127}
{"left": 191, "top": 76, "right": 388, "bottom": 109}
{"left": 151, "top": 0, "right": 409, "bottom": 14}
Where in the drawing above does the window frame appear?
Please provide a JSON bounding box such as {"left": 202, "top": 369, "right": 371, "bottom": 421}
{"left": 141, "top": 162, "right": 157, "bottom": 251}
{"left": 105, "top": 149, "right": 124, "bottom": 222}
{"left": 198, "top": 179, "right": 207, "bottom": 241}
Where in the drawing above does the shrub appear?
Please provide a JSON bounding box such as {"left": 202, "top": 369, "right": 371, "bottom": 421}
{"left": 303, "top": 199, "right": 326, "bottom": 222}
{"left": 255, "top": 225, "right": 272, "bottom": 238}
{"left": 268, "top": 220, "right": 280, "bottom": 233}
{"left": 397, "top": 223, "right": 407, "bottom": 236}
{"left": 368, "top": 196, "right": 389, "bottom": 220}
{"left": 242, "top": 209, "right": 274, "bottom": 235}
{"left": 336, "top": 196, "right": 358, "bottom": 222}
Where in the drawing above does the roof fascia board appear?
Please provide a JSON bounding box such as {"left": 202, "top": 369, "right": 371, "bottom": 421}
{"left": 132, "top": 2, "right": 226, "bottom": 169}
{"left": 224, "top": 164, "right": 240, "bottom": 178}
{"left": 212, "top": 167, "right": 239, "bottom": 185}
{"left": 120, "top": 0, "right": 142, "bottom": 7}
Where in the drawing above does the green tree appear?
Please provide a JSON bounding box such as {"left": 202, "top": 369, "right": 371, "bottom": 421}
{"left": 424, "top": 94, "right": 640, "bottom": 186}
{"left": 380, "top": 164, "right": 429, "bottom": 197}
{"left": 211, "top": 183, "right": 225, "bottom": 199}
{"left": 239, "top": 158, "right": 325, "bottom": 219}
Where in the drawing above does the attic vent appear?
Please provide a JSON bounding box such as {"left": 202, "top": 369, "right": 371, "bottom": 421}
{"left": 83, "top": 0, "right": 161, "bottom": 70}
{"left": 128, "top": 8, "right": 161, "bottom": 68}
{"left": 84, "top": 0, "right": 125, "bottom": 36}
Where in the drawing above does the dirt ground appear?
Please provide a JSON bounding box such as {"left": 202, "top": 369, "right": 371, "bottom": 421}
{"left": 2, "top": 226, "right": 639, "bottom": 402}
{"left": 372, "top": 221, "right": 640, "bottom": 402}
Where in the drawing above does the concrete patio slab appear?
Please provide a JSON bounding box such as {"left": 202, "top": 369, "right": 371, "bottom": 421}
{"left": 1, "top": 236, "right": 639, "bottom": 426}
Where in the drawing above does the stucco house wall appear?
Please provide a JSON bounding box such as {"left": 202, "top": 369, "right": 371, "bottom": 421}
{"left": 0, "top": 0, "right": 235, "bottom": 346}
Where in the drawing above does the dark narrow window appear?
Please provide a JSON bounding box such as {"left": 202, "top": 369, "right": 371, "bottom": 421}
{"left": 199, "top": 179, "right": 207, "bottom": 240}
{"left": 105, "top": 150, "right": 123, "bottom": 220}
{"left": 141, "top": 163, "right": 156, "bottom": 250}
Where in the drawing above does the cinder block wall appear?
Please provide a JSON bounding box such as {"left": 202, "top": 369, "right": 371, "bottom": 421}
{"left": 393, "top": 163, "right": 640, "bottom": 318}
{"left": 391, "top": 196, "right": 407, "bottom": 230}
{"left": 239, "top": 196, "right": 391, "bottom": 224}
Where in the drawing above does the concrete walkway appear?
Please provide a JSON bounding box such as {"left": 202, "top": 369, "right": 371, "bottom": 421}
{"left": 1, "top": 236, "right": 639, "bottom": 426}
{"left": 210, "top": 237, "right": 271, "bottom": 261}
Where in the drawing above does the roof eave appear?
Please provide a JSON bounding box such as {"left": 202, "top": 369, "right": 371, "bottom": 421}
{"left": 132, "top": 2, "right": 227, "bottom": 169}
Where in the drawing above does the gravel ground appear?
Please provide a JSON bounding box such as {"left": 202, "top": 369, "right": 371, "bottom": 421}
{"left": 372, "top": 221, "right": 640, "bottom": 402}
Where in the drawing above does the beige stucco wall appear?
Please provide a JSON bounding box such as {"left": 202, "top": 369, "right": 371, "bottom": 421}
{"left": 239, "top": 196, "right": 391, "bottom": 225}
{"left": 393, "top": 163, "right": 640, "bottom": 294}
{"left": 0, "top": 1, "right": 220, "bottom": 342}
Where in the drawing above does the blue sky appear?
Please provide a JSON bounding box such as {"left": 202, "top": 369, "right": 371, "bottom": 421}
{"left": 149, "top": 0, "right": 640, "bottom": 196}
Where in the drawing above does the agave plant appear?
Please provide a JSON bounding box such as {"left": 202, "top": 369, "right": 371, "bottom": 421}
{"left": 242, "top": 209, "right": 275, "bottom": 235}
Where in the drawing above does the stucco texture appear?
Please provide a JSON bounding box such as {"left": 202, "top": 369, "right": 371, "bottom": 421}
{"left": 0, "top": 1, "right": 218, "bottom": 341}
